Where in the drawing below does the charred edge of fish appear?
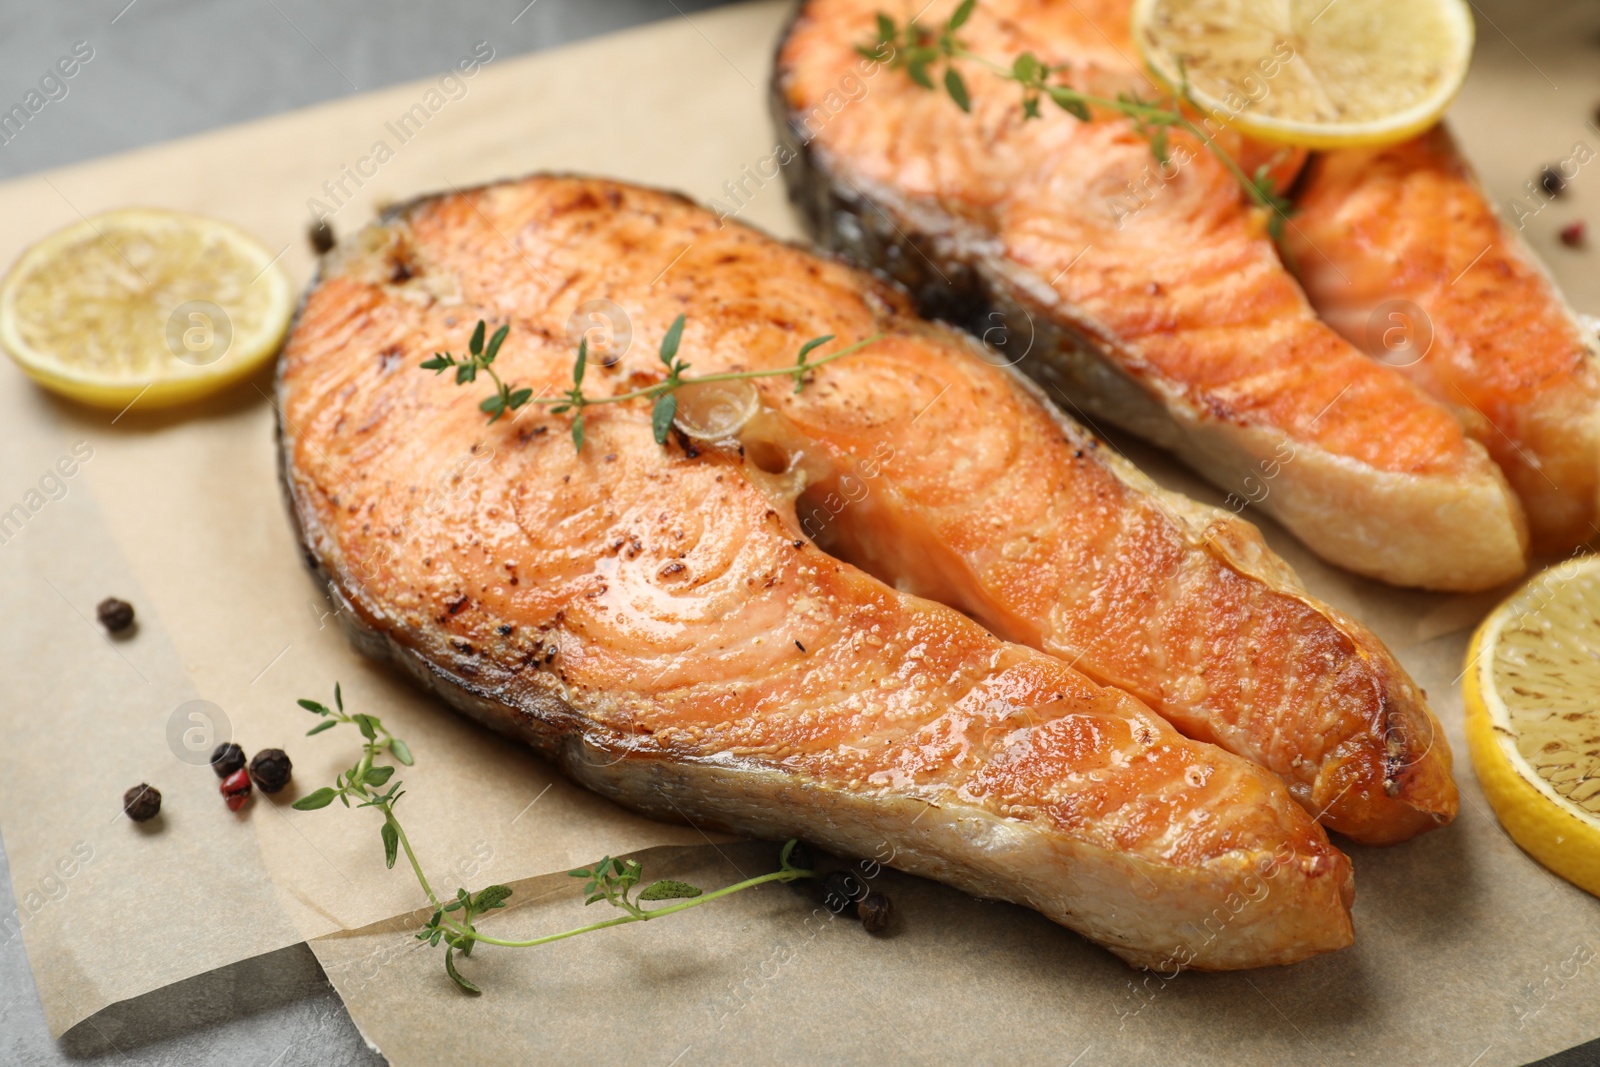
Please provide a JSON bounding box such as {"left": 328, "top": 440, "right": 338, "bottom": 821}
{"left": 770, "top": 41, "right": 1193, "bottom": 456}
{"left": 1377, "top": 687, "right": 1405, "bottom": 797}
{"left": 770, "top": 59, "right": 985, "bottom": 333}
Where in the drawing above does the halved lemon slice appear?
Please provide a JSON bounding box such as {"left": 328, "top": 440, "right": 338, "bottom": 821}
{"left": 0, "top": 208, "right": 293, "bottom": 409}
{"left": 1132, "top": 0, "right": 1475, "bottom": 149}
{"left": 1464, "top": 556, "right": 1600, "bottom": 897}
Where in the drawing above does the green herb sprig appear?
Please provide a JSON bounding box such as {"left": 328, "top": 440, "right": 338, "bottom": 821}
{"left": 422, "top": 315, "right": 884, "bottom": 451}
{"left": 420, "top": 321, "right": 530, "bottom": 424}
{"left": 862, "top": 1, "right": 1295, "bottom": 249}
{"left": 291, "top": 685, "right": 818, "bottom": 994}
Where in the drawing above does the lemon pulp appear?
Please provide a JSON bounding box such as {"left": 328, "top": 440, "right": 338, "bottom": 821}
{"left": 1132, "top": 0, "right": 1475, "bottom": 149}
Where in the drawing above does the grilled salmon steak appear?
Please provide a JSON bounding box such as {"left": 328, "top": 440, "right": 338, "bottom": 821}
{"left": 1290, "top": 125, "right": 1600, "bottom": 553}
{"left": 773, "top": 0, "right": 1529, "bottom": 591}
{"left": 277, "top": 175, "right": 1360, "bottom": 967}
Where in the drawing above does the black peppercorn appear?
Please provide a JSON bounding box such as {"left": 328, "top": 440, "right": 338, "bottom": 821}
{"left": 785, "top": 841, "right": 816, "bottom": 873}
{"left": 1541, "top": 166, "right": 1566, "bottom": 198}
{"left": 248, "top": 748, "right": 293, "bottom": 794}
{"left": 822, "top": 869, "right": 866, "bottom": 914}
{"left": 210, "top": 742, "right": 246, "bottom": 779}
{"left": 96, "top": 597, "right": 135, "bottom": 633}
{"left": 308, "top": 219, "right": 336, "bottom": 255}
{"left": 858, "top": 891, "right": 893, "bottom": 934}
{"left": 123, "top": 783, "right": 161, "bottom": 822}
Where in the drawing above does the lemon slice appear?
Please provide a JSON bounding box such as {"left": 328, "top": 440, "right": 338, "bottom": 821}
{"left": 1464, "top": 556, "right": 1600, "bottom": 897}
{"left": 1132, "top": 0, "right": 1475, "bottom": 149}
{"left": 0, "top": 208, "right": 293, "bottom": 409}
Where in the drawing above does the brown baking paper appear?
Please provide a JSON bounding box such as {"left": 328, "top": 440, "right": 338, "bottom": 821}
{"left": 3, "top": 0, "right": 1600, "bottom": 1061}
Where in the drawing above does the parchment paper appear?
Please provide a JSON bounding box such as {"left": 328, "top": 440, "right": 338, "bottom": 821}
{"left": 3, "top": 0, "right": 1600, "bottom": 1062}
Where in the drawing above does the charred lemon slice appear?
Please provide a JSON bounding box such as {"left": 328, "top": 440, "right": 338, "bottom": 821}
{"left": 0, "top": 208, "right": 293, "bottom": 409}
{"left": 1464, "top": 556, "right": 1600, "bottom": 897}
{"left": 1132, "top": 0, "right": 1475, "bottom": 149}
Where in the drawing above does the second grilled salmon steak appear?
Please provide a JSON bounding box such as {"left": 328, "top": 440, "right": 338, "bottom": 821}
{"left": 1290, "top": 126, "right": 1600, "bottom": 553}
{"left": 773, "top": 0, "right": 1529, "bottom": 591}
{"left": 277, "top": 176, "right": 1355, "bottom": 968}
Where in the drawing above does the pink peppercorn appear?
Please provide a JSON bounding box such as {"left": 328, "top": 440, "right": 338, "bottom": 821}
{"left": 221, "top": 768, "right": 253, "bottom": 811}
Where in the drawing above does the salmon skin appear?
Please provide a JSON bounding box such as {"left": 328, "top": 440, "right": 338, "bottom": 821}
{"left": 277, "top": 174, "right": 1357, "bottom": 969}
{"left": 1290, "top": 125, "right": 1600, "bottom": 554}
{"left": 773, "top": 0, "right": 1529, "bottom": 591}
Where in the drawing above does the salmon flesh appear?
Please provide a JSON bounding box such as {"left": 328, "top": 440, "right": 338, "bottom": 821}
{"left": 1291, "top": 126, "right": 1600, "bottom": 554}
{"left": 277, "top": 174, "right": 1361, "bottom": 968}
{"left": 773, "top": 0, "right": 1529, "bottom": 591}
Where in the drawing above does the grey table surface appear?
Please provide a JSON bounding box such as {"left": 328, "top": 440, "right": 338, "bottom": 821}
{"left": 1, "top": 2, "right": 1599, "bottom": 1066}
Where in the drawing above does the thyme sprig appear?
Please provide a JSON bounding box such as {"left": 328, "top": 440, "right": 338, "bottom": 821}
{"left": 862, "top": 1, "right": 1295, "bottom": 249}
{"left": 420, "top": 321, "right": 529, "bottom": 425}
{"left": 422, "top": 315, "right": 884, "bottom": 451}
{"left": 290, "top": 685, "right": 818, "bottom": 994}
